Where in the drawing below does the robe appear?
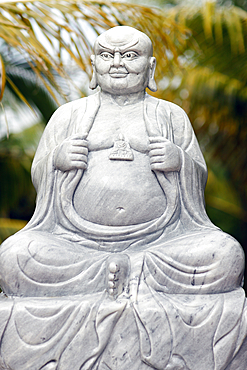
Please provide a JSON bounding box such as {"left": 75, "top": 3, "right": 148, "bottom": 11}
{"left": 0, "top": 93, "right": 246, "bottom": 370}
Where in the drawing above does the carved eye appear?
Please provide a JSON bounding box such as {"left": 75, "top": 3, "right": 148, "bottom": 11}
{"left": 100, "top": 52, "right": 114, "bottom": 60}
{"left": 122, "top": 52, "right": 138, "bottom": 60}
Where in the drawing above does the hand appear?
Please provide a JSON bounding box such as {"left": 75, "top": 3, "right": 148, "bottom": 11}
{"left": 148, "top": 136, "right": 181, "bottom": 172}
{"left": 54, "top": 134, "right": 88, "bottom": 172}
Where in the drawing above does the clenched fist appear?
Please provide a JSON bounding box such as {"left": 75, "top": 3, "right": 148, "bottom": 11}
{"left": 148, "top": 136, "right": 181, "bottom": 173}
{"left": 54, "top": 134, "right": 88, "bottom": 172}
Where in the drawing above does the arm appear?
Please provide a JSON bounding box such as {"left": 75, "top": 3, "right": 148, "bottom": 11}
{"left": 54, "top": 134, "right": 88, "bottom": 172}
{"left": 148, "top": 100, "right": 207, "bottom": 181}
{"left": 162, "top": 101, "right": 212, "bottom": 225}
{"left": 31, "top": 99, "right": 87, "bottom": 191}
{"left": 148, "top": 136, "right": 181, "bottom": 172}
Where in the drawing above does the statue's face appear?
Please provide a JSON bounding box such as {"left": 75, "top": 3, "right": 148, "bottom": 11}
{"left": 92, "top": 27, "right": 155, "bottom": 95}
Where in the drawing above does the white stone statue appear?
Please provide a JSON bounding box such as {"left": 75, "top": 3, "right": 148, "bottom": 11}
{"left": 0, "top": 26, "right": 246, "bottom": 370}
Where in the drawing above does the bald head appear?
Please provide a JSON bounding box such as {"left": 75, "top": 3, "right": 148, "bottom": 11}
{"left": 94, "top": 26, "right": 153, "bottom": 57}
{"left": 90, "top": 26, "right": 157, "bottom": 94}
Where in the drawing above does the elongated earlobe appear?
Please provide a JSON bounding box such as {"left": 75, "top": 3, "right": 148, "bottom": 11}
{"left": 89, "top": 71, "right": 98, "bottom": 90}
{"left": 89, "top": 55, "right": 98, "bottom": 90}
{"left": 148, "top": 78, "right": 157, "bottom": 92}
{"left": 147, "top": 57, "right": 157, "bottom": 92}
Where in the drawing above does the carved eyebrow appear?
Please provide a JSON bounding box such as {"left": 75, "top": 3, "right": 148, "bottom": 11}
{"left": 97, "top": 43, "right": 114, "bottom": 54}
{"left": 118, "top": 39, "right": 139, "bottom": 53}
{"left": 97, "top": 39, "right": 139, "bottom": 54}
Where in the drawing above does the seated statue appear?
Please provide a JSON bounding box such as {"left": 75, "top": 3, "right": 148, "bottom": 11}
{"left": 0, "top": 26, "right": 246, "bottom": 370}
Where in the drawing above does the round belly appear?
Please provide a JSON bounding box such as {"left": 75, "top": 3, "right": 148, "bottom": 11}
{"left": 73, "top": 149, "right": 166, "bottom": 226}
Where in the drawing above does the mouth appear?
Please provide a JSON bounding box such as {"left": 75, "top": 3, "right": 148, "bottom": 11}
{"left": 109, "top": 68, "right": 128, "bottom": 78}
{"left": 109, "top": 72, "right": 128, "bottom": 78}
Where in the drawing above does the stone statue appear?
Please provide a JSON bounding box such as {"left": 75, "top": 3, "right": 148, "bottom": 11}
{"left": 0, "top": 26, "right": 246, "bottom": 370}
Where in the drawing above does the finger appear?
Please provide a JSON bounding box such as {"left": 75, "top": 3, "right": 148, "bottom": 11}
{"left": 71, "top": 139, "right": 88, "bottom": 148}
{"left": 150, "top": 162, "right": 165, "bottom": 171}
{"left": 149, "top": 148, "right": 165, "bottom": 157}
{"left": 150, "top": 156, "right": 165, "bottom": 164}
{"left": 70, "top": 154, "right": 88, "bottom": 162}
{"left": 149, "top": 142, "right": 168, "bottom": 150}
{"left": 71, "top": 146, "right": 88, "bottom": 155}
{"left": 149, "top": 136, "right": 169, "bottom": 143}
{"left": 70, "top": 161, "right": 87, "bottom": 170}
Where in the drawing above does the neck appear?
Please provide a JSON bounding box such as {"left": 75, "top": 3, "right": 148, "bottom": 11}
{"left": 100, "top": 90, "right": 145, "bottom": 106}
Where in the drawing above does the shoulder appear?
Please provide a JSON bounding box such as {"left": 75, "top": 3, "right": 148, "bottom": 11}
{"left": 45, "top": 96, "right": 91, "bottom": 135}
{"left": 51, "top": 93, "right": 100, "bottom": 122}
{"left": 51, "top": 97, "right": 87, "bottom": 119}
{"left": 146, "top": 94, "right": 187, "bottom": 117}
{"left": 145, "top": 94, "right": 190, "bottom": 134}
{"left": 38, "top": 97, "right": 88, "bottom": 145}
{"left": 145, "top": 94, "right": 196, "bottom": 148}
{"left": 145, "top": 94, "right": 188, "bottom": 120}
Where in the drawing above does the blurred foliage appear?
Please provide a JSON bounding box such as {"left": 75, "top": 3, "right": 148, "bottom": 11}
{"left": 219, "top": 0, "right": 247, "bottom": 11}
{"left": 3, "top": 52, "right": 58, "bottom": 122}
{"left": 0, "top": 218, "right": 27, "bottom": 242}
{"left": 0, "top": 123, "right": 43, "bottom": 224}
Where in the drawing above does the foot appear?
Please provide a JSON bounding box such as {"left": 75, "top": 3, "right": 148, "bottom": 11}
{"left": 107, "top": 254, "right": 130, "bottom": 299}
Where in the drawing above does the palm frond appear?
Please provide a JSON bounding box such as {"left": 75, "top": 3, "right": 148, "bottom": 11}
{"left": 180, "top": 66, "right": 246, "bottom": 110}
{"left": 0, "top": 54, "right": 5, "bottom": 101}
{"left": 168, "top": 1, "right": 247, "bottom": 55}
{"left": 6, "top": 63, "right": 58, "bottom": 121}
{"left": 0, "top": 0, "right": 190, "bottom": 105}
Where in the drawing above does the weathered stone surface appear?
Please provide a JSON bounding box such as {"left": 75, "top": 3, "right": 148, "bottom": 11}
{"left": 0, "top": 26, "right": 246, "bottom": 370}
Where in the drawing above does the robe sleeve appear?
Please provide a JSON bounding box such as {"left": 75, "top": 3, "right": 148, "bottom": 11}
{"left": 158, "top": 100, "right": 215, "bottom": 230}
{"left": 24, "top": 99, "right": 86, "bottom": 232}
{"left": 31, "top": 102, "right": 76, "bottom": 191}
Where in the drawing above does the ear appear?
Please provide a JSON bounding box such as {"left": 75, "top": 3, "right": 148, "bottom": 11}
{"left": 147, "top": 57, "right": 157, "bottom": 92}
{"left": 89, "top": 55, "right": 98, "bottom": 90}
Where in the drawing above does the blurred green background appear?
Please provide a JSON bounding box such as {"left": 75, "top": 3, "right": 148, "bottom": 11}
{"left": 0, "top": 0, "right": 247, "bottom": 290}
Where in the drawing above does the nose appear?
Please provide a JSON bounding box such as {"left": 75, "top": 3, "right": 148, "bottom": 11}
{"left": 112, "top": 52, "right": 123, "bottom": 67}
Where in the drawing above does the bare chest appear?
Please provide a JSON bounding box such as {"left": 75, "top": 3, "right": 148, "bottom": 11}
{"left": 87, "top": 102, "right": 149, "bottom": 153}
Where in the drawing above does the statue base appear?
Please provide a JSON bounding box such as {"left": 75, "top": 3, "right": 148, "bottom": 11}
{"left": 0, "top": 289, "right": 246, "bottom": 370}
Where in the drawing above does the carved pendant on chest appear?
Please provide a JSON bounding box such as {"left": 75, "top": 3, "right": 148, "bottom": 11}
{"left": 109, "top": 134, "right": 134, "bottom": 161}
